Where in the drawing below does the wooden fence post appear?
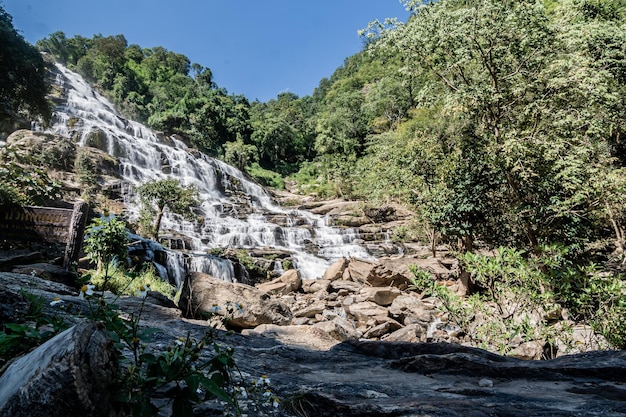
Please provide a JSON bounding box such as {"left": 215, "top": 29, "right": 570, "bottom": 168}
{"left": 63, "top": 201, "right": 89, "bottom": 270}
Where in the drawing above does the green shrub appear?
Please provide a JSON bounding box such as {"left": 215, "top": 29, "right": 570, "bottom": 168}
{"left": 247, "top": 163, "right": 285, "bottom": 189}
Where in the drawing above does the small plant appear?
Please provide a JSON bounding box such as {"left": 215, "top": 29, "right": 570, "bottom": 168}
{"left": 78, "top": 285, "right": 239, "bottom": 417}
{"left": 408, "top": 265, "right": 436, "bottom": 296}
{"left": 83, "top": 214, "right": 130, "bottom": 286}
{"left": 0, "top": 290, "right": 68, "bottom": 368}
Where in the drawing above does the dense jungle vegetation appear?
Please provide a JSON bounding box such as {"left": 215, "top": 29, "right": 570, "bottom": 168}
{"left": 1, "top": 0, "right": 626, "bottom": 346}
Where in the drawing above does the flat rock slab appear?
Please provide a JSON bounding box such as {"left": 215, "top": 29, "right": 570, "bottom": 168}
{"left": 148, "top": 311, "right": 626, "bottom": 417}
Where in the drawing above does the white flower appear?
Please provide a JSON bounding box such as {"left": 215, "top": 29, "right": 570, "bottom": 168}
{"left": 234, "top": 302, "right": 244, "bottom": 314}
{"left": 209, "top": 304, "right": 221, "bottom": 314}
{"left": 174, "top": 337, "right": 185, "bottom": 346}
{"left": 79, "top": 284, "right": 95, "bottom": 299}
{"left": 50, "top": 297, "right": 64, "bottom": 306}
{"left": 135, "top": 284, "right": 150, "bottom": 298}
{"left": 272, "top": 398, "right": 280, "bottom": 408}
{"left": 237, "top": 386, "right": 248, "bottom": 399}
{"left": 256, "top": 374, "right": 270, "bottom": 387}
{"left": 263, "top": 389, "right": 272, "bottom": 398}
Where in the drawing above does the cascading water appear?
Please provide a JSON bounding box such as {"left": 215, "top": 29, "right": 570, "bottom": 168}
{"left": 44, "top": 63, "right": 372, "bottom": 282}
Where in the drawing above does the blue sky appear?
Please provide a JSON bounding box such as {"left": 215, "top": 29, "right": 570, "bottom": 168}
{"left": 3, "top": 1, "right": 409, "bottom": 102}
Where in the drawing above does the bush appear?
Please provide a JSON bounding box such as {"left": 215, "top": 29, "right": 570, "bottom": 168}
{"left": 247, "top": 163, "right": 285, "bottom": 189}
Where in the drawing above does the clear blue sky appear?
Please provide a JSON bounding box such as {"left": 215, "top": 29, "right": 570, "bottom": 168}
{"left": 2, "top": 0, "right": 409, "bottom": 102}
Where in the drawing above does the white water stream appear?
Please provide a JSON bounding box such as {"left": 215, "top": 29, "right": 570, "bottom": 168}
{"left": 44, "top": 64, "right": 372, "bottom": 283}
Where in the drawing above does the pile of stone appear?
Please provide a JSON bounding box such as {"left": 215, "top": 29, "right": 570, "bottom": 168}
{"left": 179, "top": 255, "right": 601, "bottom": 359}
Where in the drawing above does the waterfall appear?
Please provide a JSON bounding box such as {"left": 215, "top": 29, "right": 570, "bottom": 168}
{"left": 44, "top": 63, "right": 372, "bottom": 281}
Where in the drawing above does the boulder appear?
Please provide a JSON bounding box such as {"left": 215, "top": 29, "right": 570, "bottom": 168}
{"left": 179, "top": 272, "right": 292, "bottom": 329}
{"left": 242, "top": 324, "right": 340, "bottom": 350}
{"left": 346, "top": 258, "right": 376, "bottom": 283}
{"left": 329, "top": 279, "right": 363, "bottom": 294}
{"left": 255, "top": 269, "right": 302, "bottom": 296}
{"left": 508, "top": 341, "right": 544, "bottom": 360}
{"left": 356, "top": 286, "right": 402, "bottom": 306}
{"left": 383, "top": 323, "right": 426, "bottom": 343}
{"left": 362, "top": 319, "right": 403, "bottom": 339}
{"left": 312, "top": 317, "right": 362, "bottom": 342}
{"left": 388, "top": 294, "right": 435, "bottom": 325}
{"left": 302, "top": 278, "right": 330, "bottom": 293}
{"left": 0, "top": 320, "right": 118, "bottom": 417}
{"left": 322, "top": 257, "right": 348, "bottom": 281}
{"left": 293, "top": 299, "right": 327, "bottom": 318}
{"left": 367, "top": 258, "right": 414, "bottom": 289}
{"left": 12, "top": 263, "right": 78, "bottom": 287}
{"left": 346, "top": 301, "right": 389, "bottom": 323}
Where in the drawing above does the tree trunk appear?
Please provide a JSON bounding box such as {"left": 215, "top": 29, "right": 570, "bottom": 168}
{"left": 605, "top": 201, "right": 625, "bottom": 257}
{"left": 153, "top": 206, "right": 164, "bottom": 240}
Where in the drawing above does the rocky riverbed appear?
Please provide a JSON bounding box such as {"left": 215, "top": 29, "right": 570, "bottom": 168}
{"left": 1, "top": 260, "right": 625, "bottom": 416}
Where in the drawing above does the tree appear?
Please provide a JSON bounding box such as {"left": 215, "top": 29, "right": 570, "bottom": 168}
{"left": 224, "top": 136, "right": 258, "bottom": 172}
{"left": 0, "top": 6, "right": 51, "bottom": 132}
{"left": 136, "top": 179, "right": 199, "bottom": 239}
{"left": 366, "top": 0, "right": 626, "bottom": 251}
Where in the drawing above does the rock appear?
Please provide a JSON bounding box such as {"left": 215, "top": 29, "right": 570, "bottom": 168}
{"left": 362, "top": 319, "right": 403, "bottom": 339}
{"left": 330, "top": 279, "right": 364, "bottom": 293}
{"left": 293, "top": 299, "right": 327, "bottom": 318}
{"left": 346, "top": 258, "right": 376, "bottom": 283}
{"left": 356, "top": 287, "right": 402, "bottom": 306}
{"left": 179, "top": 272, "right": 292, "bottom": 329}
{"left": 388, "top": 294, "right": 434, "bottom": 325}
{"left": 302, "top": 278, "right": 330, "bottom": 293}
{"left": 256, "top": 269, "right": 302, "bottom": 296}
{"left": 367, "top": 258, "right": 415, "bottom": 289}
{"left": 242, "top": 324, "right": 340, "bottom": 350}
{"left": 383, "top": 323, "right": 426, "bottom": 343}
{"left": 478, "top": 378, "right": 494, "bottom": 387}
{"left": 346, "top": 301, "right": 389, "bottom": 323}
{"left": 0, "top": 251, "right": 44, "bottom": 270}
{"left": 0, "top": 320, "right": 118, "bottom": 417}
{"left": 1, "top": 271, "right": 626, "bottom": 416}
{"left": 12, "top": 263, "right": 78, "bottom": 287}
{"left": 508, "top": 341, "right": 544, "bottom": 360}
{"left": 322, "top": 257, "right": 348, "bottom": 281}
{"left": 312, "top": 317, "right": 362, "bottom": 342}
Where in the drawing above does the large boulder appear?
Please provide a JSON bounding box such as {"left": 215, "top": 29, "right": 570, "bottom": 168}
{"left": 322, "top": 257, "right": 349, "bottom": 281}
{"left": 367, "top": 258, "right": 415, "bottom": 289}
{"left": 255, "top": 269, "right": 302, "bottom": 296}
{"left": 0, "top": 320, "right": 118, "bottom": 417}
{"left": 179, "top": 272, "right": 292, "bottom": 329}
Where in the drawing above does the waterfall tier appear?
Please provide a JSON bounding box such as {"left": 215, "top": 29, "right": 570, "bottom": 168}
{"left": 44, "top": 64, "right": 372, "bottom": 281}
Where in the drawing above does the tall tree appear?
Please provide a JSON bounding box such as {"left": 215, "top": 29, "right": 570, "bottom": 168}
{"left": 0, "top": 7, "right": 51, "bottom": 132}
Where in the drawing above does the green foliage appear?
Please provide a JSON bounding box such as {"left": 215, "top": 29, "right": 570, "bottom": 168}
{"left": 136, "top": 179, "right": 199, "bottom": 239}
{"left": 0, "top": 290, "right": 67, "bottom": 368}
{"left": 78, "top": 285, "right": 240, "bottom": 417}
{"left": 246, "top": 163, "right": 285, "bottom": 189}
{"left": 223, "top": 136, "right": 258, "bottom": 172}
{"left": 456, "top": 246, "right": 625, "bottom": 350}
{"left": 0, "top": 6, "right": 51, "bottom": 131}
{"left": 84, "top": 215, "right": 130, "bottom": 282}
{"left": 87, "top": 263, "right": 175, "bottom": 297}
{"left": 0, "top": 157, "right": 62, "bottom": 206}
